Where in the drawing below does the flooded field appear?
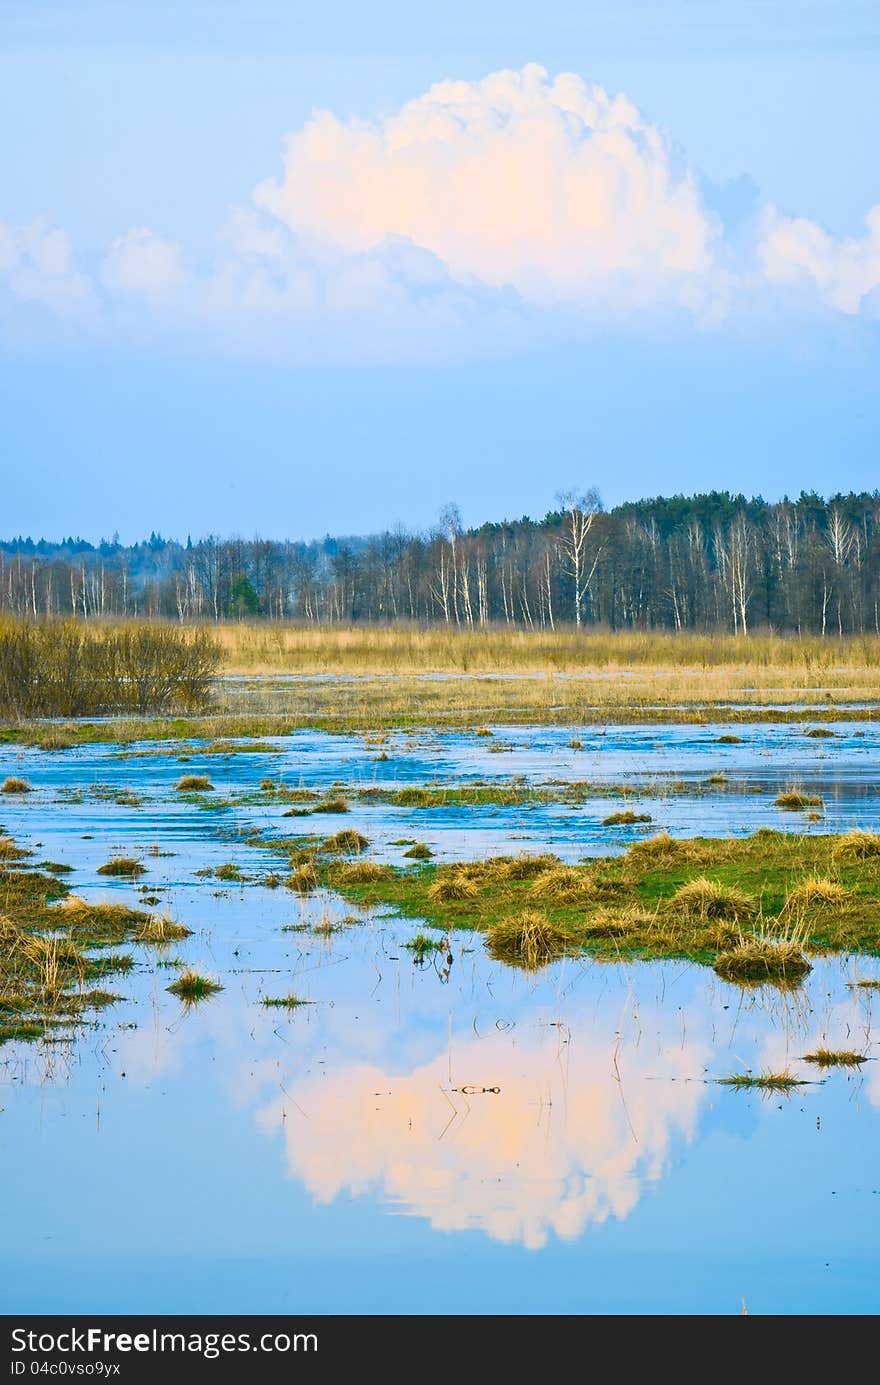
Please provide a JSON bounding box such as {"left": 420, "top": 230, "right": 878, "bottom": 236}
{"left": 2, "top": 720, "right": 879, "bottom": 1314}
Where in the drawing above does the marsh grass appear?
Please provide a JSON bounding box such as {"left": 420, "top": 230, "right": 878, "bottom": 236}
{"left": 602, "top": 809, "right": 652, "bottom": 826}
{"left": 485, "top": 911, "right": 569, "bottom": 970}
{"left": 320, "top": 829, "right": 369, "bottom": 854}
{"left": 427, "top": 874, "right": 480, "bottom": 903}
{"left": 832, "top": 830, "right": 880, "bottom": 863}
{"left": 775, "top": 791, "right": 824, "bottom": 810}
{"left": 135, "top": 912, "right": 192, "bottom": 944}
{"left": 404, "top": 932, "right": 445, "bottom": 957}
{"left": 0, "top": 847, "right": 192, "bottom": 1043}
{"left": 177, "top": 774, "right": 214, "bottom": 792}
{"left": 625, "top": 833, "right": 684, "bottom": 866}
{"left": 802, "top": 1048, "right": 867, "bottom": 1068}
{"left": 97, "top": 857, "right": 146, "bottom": 878}
{"left": 786, "top": 877, "right": 851, "bottom": 909}
{"left": 718, "top": 1070, "right": 807, "bottom": 1091}
{"left": 713, "top": 933, "right": 811, "bottom": 984}
{"left": 529, "top": 867, "right": 600, "bottom": 904}
{"left": 0, "top": 836, "right": 29, "bottom": 861}
{"left": 1, "top": 777, "right": 31, "bottom": 794}
{"left": 403, "top": 843, "right": 433, "bottom": 860}
{"left": 667, "top": 878, "right": 755, "bottom": 921}
{"left": 328, "top": 860, "right": 396, "bottom": 885}
{"left": 252, "top": 828, "right": 880, "bottom": 979}
{"left": 262, "top": 993, "right": 312, "bottom": 1008}
{"left": 166, "top": 969, "right": 223, "bottom": 1001}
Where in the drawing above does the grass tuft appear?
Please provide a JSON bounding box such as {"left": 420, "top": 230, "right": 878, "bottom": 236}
{"left": 529, "top": 866, "right": 599, "bottom": 904}
{"left": 486, "top": 911, "right": 569, "bottom": 970}
{"left": 1, "top": 777, "right": 32, "bottom": 794}
{"left": 802, "top": 1048, "right": 867, "bottom": 1068}
{"left": 714, "top": 935, "right": 811, "bottom": 985}
{"left": 832, "top": 830, "right": 880, "bottom": 863}
{"left": 787, "top": 876, "right": 850, "bottom": 909}
{"left": 718, "top": 1070, "right": 807, "bottom": 1091}
{"left": 136, "top": 912, "right": 192, "bottom": 944}
{"left": 427, "top": 874, "right": 479, "bottom": 903}
{"left": 97, "top": 857, "right": 146, "bottom": 878}
{"left": 774, "top": 791, "right": 824, "bottom": 810}
{"left": 166, "top": 969, "right": 223, "bottom": 1001}
{"left": 602, "top": 809, "right": 652, "bottom": 826}
{"left": 668, "top": 877, "right": 754, "bottom": 921}
{"left": 320, "top": 829, "right": 369, "bottom": 854}
{"left": 177, "top": 774, "right": 214, "bottom": 792}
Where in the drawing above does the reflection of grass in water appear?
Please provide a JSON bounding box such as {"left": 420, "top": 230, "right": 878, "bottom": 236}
{"left": 2, "top": 777, "right": 31, "bottom": 794}
{"left": 775, "top": 791, "right": 824, "bottom": 810}
{"left": 167, "top": 969, "right": 222, "bottom": 1002}
{"left": 258, "top": 827, "right": 880, "bottom": 981}
{"left": 713, "top": 935, "right": 811, "bottom": 985}
{"left": 0, "top": 865, "right": 138, "bottom": 1044}
{"left": 802, "top": 1049, "right": 867, "bottom": 1068}
{"left": 97, "top": 857, "right": 146, "bottom": 878}
{"left": 718, "top": 1070, "right": 808, "bottom": 1092}
{"left": 136, "top": 912, "right": 192, "bottom": 944}
{"left": 177, "top": 774, "right": 214, "bottom": 792}
{"left": 404, "top": 933, "right": 445, "bottom": 958}
{"left": 486, "top": 912, "right": 569, "bottom": 971}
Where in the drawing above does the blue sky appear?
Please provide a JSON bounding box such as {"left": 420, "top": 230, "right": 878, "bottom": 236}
{"left": 1, "top": 2, "right": 878, "bottom": 542}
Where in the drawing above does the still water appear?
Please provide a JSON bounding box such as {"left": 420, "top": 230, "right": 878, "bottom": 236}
{"left": 1, "top": 723, "right": 878, "bottom": 1314}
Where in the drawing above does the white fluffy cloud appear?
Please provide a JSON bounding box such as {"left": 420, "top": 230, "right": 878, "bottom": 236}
{"left": 2, "top": 64, "right": 878, "bottom": 354}
{"left": 256, "top": 63, "right": 718, "bottom": 307}
{"left": 0, "top": 218, "right": 90, "bottom": 308}
{"left": 102, "top": 227, "right": 189, "bottom": 298}
{"left": 758, "top": 205, "right": 880, "bottom": 313}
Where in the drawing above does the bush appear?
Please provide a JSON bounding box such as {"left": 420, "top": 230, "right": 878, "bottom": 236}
{"left": 0, "top": 617, "right": 219, "bottom": 718}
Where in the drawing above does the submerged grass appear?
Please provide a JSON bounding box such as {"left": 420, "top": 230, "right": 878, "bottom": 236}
{"left": 0, "top": 838, "right": 195, "bottom": 1043}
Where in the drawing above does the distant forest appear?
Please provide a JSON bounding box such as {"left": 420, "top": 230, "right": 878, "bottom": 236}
{"left": 3, "top": 491, "right": 880, "bottom": 635}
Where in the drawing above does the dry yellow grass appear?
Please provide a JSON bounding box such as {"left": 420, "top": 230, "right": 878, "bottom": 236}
{"left": 667, "top": 877, "right": 755, "bottom": 921}
{"left": 485, "top": 911, "right": 570, "bottom": 970}
{"left": 208, "top": 625, "right": 880, "bottom": 723}
{"left": 427, "top": 874, "right": 480, "bottom": 903}
{"left": 529, "top": 867, "right": 600, "bottom": 904}
{"left": 786, "top": 877, "right": 851, "bottom": 909}
{"left": 832, "top": 831, "right": 880, "bottom": 863}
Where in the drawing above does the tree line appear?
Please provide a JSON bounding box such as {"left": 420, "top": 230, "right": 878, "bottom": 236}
{"left": 3, "top": 490, "right": 880, "bottom": 635}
